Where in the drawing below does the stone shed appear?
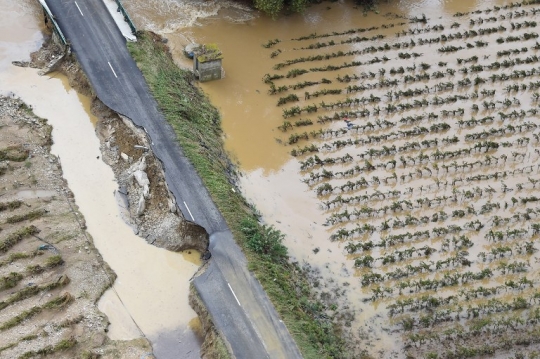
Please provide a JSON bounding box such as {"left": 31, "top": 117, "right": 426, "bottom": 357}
{"left": 193, "top": 44, "right": 224, "bottom": 82}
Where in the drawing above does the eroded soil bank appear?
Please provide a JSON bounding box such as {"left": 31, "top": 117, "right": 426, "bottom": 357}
{"left": 17, "top": 51, "right": 205, "bottom": 358}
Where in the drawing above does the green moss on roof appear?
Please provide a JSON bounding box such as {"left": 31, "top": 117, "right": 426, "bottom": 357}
{"left": 197, "top": 43, "right": 223, "bottom": 63}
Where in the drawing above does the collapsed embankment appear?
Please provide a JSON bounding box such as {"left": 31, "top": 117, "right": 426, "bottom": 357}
{"left": 188, "top": 282, "right": 232, "bottom": 359}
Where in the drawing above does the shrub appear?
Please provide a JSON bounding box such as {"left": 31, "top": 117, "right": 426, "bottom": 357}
{"left": 241, "top": 219, "right": 287, "bottom": 262}
{"left": 286, "top": 69, "right": 308, "bottom": 79}
{"left": 0, "top": 226, "right": 40, "bottom": 253}
{"left": 277, "top": 94, "right": 299, "bottom": 106}
{"left": 45, "top": 255, "right": 64, "bottom": 268}
{"left": 0, "top": 200, "right": 22, "bottom": 212}
{"left": 0, "top": 145, "right": 29, "bottom": 162}
{"left": 0, "top": 272, "right": 23, "bottom": 291}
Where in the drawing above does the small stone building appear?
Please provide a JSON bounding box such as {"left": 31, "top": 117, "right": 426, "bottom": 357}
{"left": 193, "top": 44, "right": 224, "bottom": 82}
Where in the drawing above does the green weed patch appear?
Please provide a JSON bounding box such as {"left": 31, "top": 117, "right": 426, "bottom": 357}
{"left": 6, "top": 209, "right": 46, "bottom": 224}
{"left": 0, "top": 145, "right": 29, "bottom": 162}
{"left": 0, "top": 226, "right": 39, "bottom": 253}
{"left": 0, "top": 200, "right": 22, "bottom": 212}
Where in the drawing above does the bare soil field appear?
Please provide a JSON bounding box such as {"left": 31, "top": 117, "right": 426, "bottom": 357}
{"left": 0, "top": 96, "right": 153, "bottom": 358}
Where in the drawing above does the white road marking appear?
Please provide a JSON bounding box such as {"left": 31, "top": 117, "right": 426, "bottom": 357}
{"left": 183, "top": 201, "right": 195, "bottom": 221}
{"left": 74, "top": 1, "right": 83, "bottom": 16}
{"left": 227, "top": 282, "right": 241, "bottom": 307}
{"left": 108, "top": 61, "right": 118, "bottom": 78}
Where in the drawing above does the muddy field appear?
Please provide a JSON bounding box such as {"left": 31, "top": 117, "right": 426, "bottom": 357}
{"left": 256, "top": 1, "right": 540, "bottom": 358}
{"left": 0, "top": 96, "right": 153, "bottom": 358}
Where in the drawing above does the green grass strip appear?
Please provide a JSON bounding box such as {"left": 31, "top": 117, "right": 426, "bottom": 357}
{"left": 0, "top": 200, "right": 23, "bottom": 212}
{"left": 0, "top": 252, "right": 35, "bottom": 269}
{"left": 0, "top": 306, "right": 42, "bottom": 331}
{"left": 0, "top": 272, "right": 23, "bottom": 291}
{"left": 0, "top": 275, "right": 70, "bottom": 311}
{"left": 0, "top": 342, "right": 16, "bottom": 353}
{"left": 0, "top": 292, "right": 73, "bottom": 331}
{"left": 6, "top": 209, "right": 46, "bottom": 224}
{"left": 18, "top": 337, "right": 77, "bottom": 359}
{"left": 128, "top": 31, "right": 346, "bottom": 358}
{"left": 0, "top": 226, "right": 39, "bottom": 254}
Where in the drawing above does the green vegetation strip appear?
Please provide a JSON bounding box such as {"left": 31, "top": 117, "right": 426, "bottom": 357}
{"left": 27, "top": 255, "right": 64, "bottom": 275}
{"left": 0, "top": 272, "right": 23, "bottom": 291}
{"left": 0, "top": 200, "right": 22, "bottom": 212}
{"left": 0, "top": 292, "right": 73, "bottom": 331}
{"left": 0, "top": 343, "right": 16, "bottom": 353}
{"left": 0, "top": 334, "right": 39, "bottom": 354}
{"left": 0, "top": 252, "right": 37, "bottom": 269}
{"left": 18, "top": 337, "right": 77, "bottom": 359}
{"left": 128, "top": 31, "right": 346, "bottom": 358}
{"left": 0, "top": 275, "right": 70, "bottom": 311}
{"left": 6, "top": 209, "right": 46, "bottom": 224}
{"left": 0, "top": 225, "right": 39, "bottom": 253}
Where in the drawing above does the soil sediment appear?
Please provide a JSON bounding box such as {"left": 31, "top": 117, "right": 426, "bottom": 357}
{"left": 95, "top": 108, "right": 209, "bottom": 253}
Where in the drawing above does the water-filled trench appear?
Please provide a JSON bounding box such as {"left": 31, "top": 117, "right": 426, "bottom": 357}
{"left": 126, "top": 0, "right": 540, "bottom": 356}
{"left": 0, "top": 1, "right": 202, "bottom": 358}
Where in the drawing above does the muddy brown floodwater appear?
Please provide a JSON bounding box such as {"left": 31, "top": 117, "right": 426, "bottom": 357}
{"left": 128, "top": 0, "right": 540, "bottom": 357}
{"left": 1, "top": 0, "right": 203, "bottom": 358}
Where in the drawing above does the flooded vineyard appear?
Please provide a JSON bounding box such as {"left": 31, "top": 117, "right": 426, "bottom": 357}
{"left": 257, "top": 1, "right": 540, "bottom": 357}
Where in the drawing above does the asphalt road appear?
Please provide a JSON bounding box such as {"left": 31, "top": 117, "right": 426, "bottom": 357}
{"left": 43, "top": 0, "right": 302, "bottom": 358}
{"left": 201, "top": 232, "right": 304, "bottom": 358}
